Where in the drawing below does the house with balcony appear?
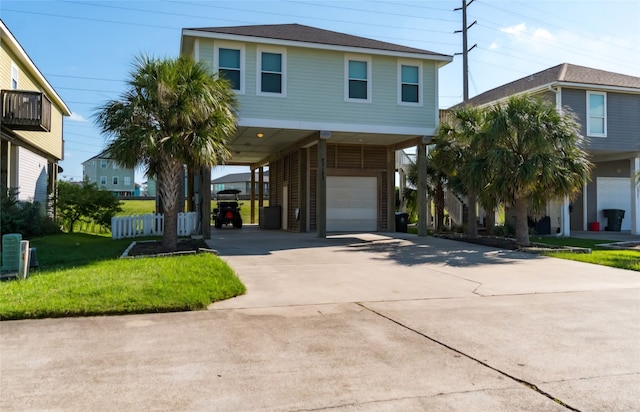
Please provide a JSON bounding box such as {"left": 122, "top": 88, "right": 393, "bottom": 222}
{"left": 1, "top": 20, "right": 71, "bottom": 215}
{"left": 82, "top": 150, "right": 136, "bottom": 197}
{"left": 181, "top": 24, "right": 451, "bottom": 233}
{"left": 455, "top": 63, "right": 640, "bottom": 235}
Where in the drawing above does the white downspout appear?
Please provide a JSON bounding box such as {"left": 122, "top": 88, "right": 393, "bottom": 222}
{"left": 549, "top": 85, "right": 572, "bottom": 237}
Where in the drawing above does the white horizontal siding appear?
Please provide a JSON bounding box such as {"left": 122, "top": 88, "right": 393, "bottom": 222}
{"left": 16, "top": 147, "right": 48, "bottom": 205}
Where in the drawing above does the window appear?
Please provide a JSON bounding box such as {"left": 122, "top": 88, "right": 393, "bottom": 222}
{"left": 398, "top": 62, "right": 422, "bottom": 105}
{"left": 215, "top": 42, "right": 244, "bottom": 94}
{"left": 100, "top": 176, "right": 107, "bottom": 185}
{"left": 587, "top": 91, "right": 606, "bottom": 137}
{"left": 113, "top": 176, "right": 119, "bottom": 185}
{"left": 100, "top": 159, "right": 107, "bottom": 169}
{"left": 124, "top": 176, "right": 131, "bottom": 186}
{"left": 11, "top": 63, "right": 18, "bottom": 89}
{"left": 257, "top": 47, "right": 286, "bottom": 96}
{"left": 219, "top": 48, "right": 241, "bottom": 91}
{"left": 345, "top": 55, "right": 371, "bottom": 102}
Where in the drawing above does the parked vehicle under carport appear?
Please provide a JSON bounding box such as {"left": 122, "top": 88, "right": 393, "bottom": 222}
{"left": 212, "top": 189, "right": 242, "bottom": 229}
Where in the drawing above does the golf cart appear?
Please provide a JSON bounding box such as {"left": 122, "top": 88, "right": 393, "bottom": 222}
{"left": 213, "top": 189, "right": 243, "bottom": 229}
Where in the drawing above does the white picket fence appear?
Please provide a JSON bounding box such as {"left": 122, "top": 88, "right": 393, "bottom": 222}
{"left": 111, "top": 212, "right": 198, "bottom": 240}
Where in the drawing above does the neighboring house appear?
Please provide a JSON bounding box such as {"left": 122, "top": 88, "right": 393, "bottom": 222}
{"left": 82, "top": 151, "right": 135, "bottom": 197}
{"left": 181, "top": 24, "right": 451, "bottom": 232}
{"left": 1, "top": 20, "right": 71, "bottom": 215}
{"left": 211, "top": 171, "right": 269, "bottom": 198}
{"left": 457, "top": 63, "right": 640, "bottom": 235}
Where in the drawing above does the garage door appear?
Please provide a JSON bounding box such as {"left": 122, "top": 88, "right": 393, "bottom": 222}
{"left": 597, "top": 177, "right": 631, "bottom": 231}
{"left": 327, "top": 176, "right": 377, "bottom": 231}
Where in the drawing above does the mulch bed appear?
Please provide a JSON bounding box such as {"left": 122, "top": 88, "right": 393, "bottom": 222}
{"left": 125, "top": 238, "right": 211, "bottom": 257}
{"left": 436, "top": 234, "right": 520, "bottom": 250}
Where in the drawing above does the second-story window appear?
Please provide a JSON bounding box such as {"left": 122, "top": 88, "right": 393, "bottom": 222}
{"left": 100, "top": 159, "right": 107, "bottom": 169}
{"left": 587, "top": 91, "right": 606, "bottom": 137}
{"left": 113, "top": 176, "right": 119, "bottom": 185}
{"left": 345, "top": 55, "right": 371, "bottom": 102}
{"left": 258, "top": 47, "right": 286, "bottom": 95}
{"left": 124, "top": 176, "right": 131, "bottom": 186}
{"left": 11, "top": 63, "right": 18, "bottom": 89}
{"left": 219, "top": 48, "right": 241, "bottom": 91}
{"left": 100, "top": 176, "right": 107, "bottom": 185}
{"left": 399, "top": 62, "right": 421, "bottom": 104}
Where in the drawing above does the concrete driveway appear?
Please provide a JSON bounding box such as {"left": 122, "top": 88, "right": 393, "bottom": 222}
{"left": 1, "top": 226, "right": 639, "bottom": 411}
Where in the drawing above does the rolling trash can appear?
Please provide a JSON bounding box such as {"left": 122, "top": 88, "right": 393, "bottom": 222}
{"left": 395, "top": 212, "right": 409, "bottom": 233}
{"left": 603, "top": 209, "right": 625, "bottom": 232}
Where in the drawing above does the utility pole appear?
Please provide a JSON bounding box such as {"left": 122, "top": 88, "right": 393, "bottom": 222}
{"left": 455, "top": 0, "right": 477, "bottom": 102}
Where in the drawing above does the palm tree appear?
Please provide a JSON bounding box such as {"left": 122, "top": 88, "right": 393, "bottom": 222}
{"left": 433, "top": 105, "right": 487, "bottom": 238}
{"left": 95, "top": 55, "right": 237, "bottom": 250}
{"left": 485, "top": 95, "right": 592, "bottom": 246}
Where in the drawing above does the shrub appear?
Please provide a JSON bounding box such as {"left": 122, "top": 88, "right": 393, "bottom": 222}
{"left": 0, "top": 186, "right": 60, "bottom": 238}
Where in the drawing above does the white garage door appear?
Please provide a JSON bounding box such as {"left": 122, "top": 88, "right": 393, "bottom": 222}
{"left": 597, "top": 177, "right": 631, "bottom": 231}
{"left": 327, "top": 176, "right": 377, "bottom": 231}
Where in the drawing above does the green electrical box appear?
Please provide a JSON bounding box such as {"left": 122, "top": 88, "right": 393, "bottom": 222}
{"left": 1, "top": 233, "right": 22, "bottom": 273}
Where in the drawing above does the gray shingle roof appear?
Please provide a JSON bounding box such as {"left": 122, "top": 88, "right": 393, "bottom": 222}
{"left": 211, "top": 171, "right": 269, "bottom": 184}
{"left": 185, "top": 23, "right": 449, "bottom": 58}
{"left": 455, "top": 63, "right": 640, "bottom": 108}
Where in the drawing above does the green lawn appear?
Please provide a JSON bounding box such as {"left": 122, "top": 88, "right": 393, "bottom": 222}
{"left": 530, "top": 236, "right": 640, "bottom": 272}
{"left": 0, "top": 233, "right": 246, "bottom": 320}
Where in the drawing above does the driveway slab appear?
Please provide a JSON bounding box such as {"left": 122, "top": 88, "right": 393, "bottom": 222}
{"left": 2, "top": 227, "right": 638, "bottom": 411}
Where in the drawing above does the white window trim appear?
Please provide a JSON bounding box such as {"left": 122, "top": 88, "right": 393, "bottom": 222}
{"left": 256, "top": 46, "right": 287, "bottom": 97}
{"left": 124, "top": 176, "right": 131, "bottom": 186}
{"left": 214, "top": 41, "right": 245, "bottom": 94}
{"left": 397, "top": 60, "right": 423, "bottom": 106}
{"left": 344, "top": 54, "right": 372, "bottom": 103}
{"left": 112, "top": 176, "right": 119, "bottom": 185}
{"left": 100, "top": 159, "right": 107, "bottom": 169}
{"left": 586, "top": 91, "right": 607, "bottom": 138}
{"left": 100, "top": 176, "right": 107, "bottom": 185}
{"left": 10, "top": 63, "right": 18, "bottom": 89}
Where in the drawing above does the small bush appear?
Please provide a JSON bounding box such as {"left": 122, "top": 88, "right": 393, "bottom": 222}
{"left": 0, "top": 186, "right": 60, "bottom": 238}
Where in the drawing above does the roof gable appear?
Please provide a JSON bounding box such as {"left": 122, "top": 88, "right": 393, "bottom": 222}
{"left": 456, "top": 63, "right": 640, "bottom": 108}
{"left": 184, "top": 23, "right": 450, "bottom": 60}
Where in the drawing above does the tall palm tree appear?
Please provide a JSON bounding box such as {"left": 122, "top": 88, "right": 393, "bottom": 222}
{"left": 95, "top": 55, "right": 237, "bottom": 250}
{"left": 434, "top": 105, "right": 487, "bottom": 238}
{"left": 485, "top": 95, "right": 592, "bottom": 246}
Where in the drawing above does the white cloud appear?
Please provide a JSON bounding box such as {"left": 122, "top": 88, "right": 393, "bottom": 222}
{"left": 68, "top": 112, "right": 88, "bottom": 122}
{"left": 501, "top": 23, "right": 526, "bottom": 36}
{"left": 533, "top": 28, "right": 554, "bottom": 41}
{"left": 489, "top": 41, "right": 500, "bottom": 50}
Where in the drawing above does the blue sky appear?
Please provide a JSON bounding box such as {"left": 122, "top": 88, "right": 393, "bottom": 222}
{"left": 2, "top": 0, "right": 639, "bottom": 183}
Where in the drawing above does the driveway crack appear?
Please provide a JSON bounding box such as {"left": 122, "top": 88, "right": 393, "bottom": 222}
{"left": 357, "top": 302, "right": 582, "bottom": 411}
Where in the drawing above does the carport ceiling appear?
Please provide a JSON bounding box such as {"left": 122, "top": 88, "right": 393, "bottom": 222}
{"left": 227, "top": 126, "right": 417, "bottom": 166}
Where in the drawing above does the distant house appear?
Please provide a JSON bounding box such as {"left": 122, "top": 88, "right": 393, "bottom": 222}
{"left": 181, "top": 24, "right": 452, "bottom": 232}
{"left": 82, "top": 151, "right": 135, "bottom": 197}
{"left": 212, "top": 171, "right": 269, "bottom": 198}
{"left": 1, "top": 20, "right": 71, "bottom": 214}
{"left": 455, "top": 63, "right": 640, "bottom": 235}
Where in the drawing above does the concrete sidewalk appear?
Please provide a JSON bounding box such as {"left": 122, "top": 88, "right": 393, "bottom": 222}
{"left": 1, "top": 227, "right": 638, "bottom": 411}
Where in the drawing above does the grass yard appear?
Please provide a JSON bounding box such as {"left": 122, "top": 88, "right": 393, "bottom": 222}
{"left": 530, "top": 236, "right": 640, "bottom": 271}
{"left": 119, "top": 199, "right": 268, "bottom": 224}
{"left": 0, "top": 233, "right": 246, "bottom": 320}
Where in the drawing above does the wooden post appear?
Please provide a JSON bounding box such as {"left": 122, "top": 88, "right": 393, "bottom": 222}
{"left": 317, "top": 133, "right": 329, "bottom": 238}
{"left": 250, "top": 168, "right": 256, "bottom": 224}
{"left": 200, "top": 165, "right": 211, "bottom": 238}
{"left": 417, "top": 142, "right": 428, "bottom": 236}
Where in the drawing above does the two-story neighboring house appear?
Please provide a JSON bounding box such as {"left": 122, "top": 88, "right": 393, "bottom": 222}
{"left": 459, "top": 63, "right": 640, "bottom": 235}
{"left": 82, "top": 151, "right": 135, "bottom": 197}
{"left": 181, "top": 24, "right": 451, "bottom": 233}
{"left": 1, "top": 20, "right": 71, "bottom": 214}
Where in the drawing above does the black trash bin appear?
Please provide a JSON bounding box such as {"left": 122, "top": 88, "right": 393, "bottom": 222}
{"left": 603, "top": 209, "right": 625, "bottom": 232}
{"left": 395, "top": 212, "right": 409, "bottom": 233}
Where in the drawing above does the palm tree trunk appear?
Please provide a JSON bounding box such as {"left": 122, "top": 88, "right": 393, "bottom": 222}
{"left": 514, "top": 198, "right": 530, "bottom": 246}
{"left": 158, "top": 159, "right": 184, "bottom": 251}
{"left": 435, "top": 183, "right": 445, "bottom": 232}
{"left": 467, "top": 191, "right": 478, "bottom": 238}
{"left": 485, "top": 207, "right": 496, "bottom": 234}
